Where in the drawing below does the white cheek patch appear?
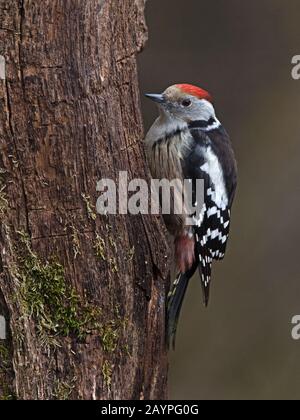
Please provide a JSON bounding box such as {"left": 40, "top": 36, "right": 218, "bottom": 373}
{"left": 192, "top": 99, "right": 221, "bottom": 131}
{"left": 0, "top": 56, "right": 5, "bottom": 80}
{"left": 202, "top": 119, "right": 221, "bottom": 132}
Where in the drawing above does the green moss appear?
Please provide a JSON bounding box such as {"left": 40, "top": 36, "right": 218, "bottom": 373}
{"left": 94, "top": 234, "right": 106, "bottom": 261}
{"left": 70, "top": 225, "right": 81, "bottom": 259}
{"left": 99, "top": 312, "right": 130, "bottom": 388}
{"left": 100, "top": 321, "right": 119, "bottom": 353}
{"left": 94, "top": 234, "right": 119, "bottom": 273}
{"left": 16, "top": 231, "right": 102, "bottom": 342}
{"left": 109, "top": 257, "right": 118, "bottom": 273}
{"left": 102, "top": 360, "right": 112, "bottom": 389}
{"left": 108, "top": 236, "right": 117, "bottom": 253}
{"left": 0, "top": 342, "right": 15, "bottom": 400}
{"left": 99, "top": 307, "right": 129, "bottom": 354}
{"left": 53, "top": 376, "right": 77, "bottom": 400}
{"left": 81, "top": 194, "right": 97, "bottom": 221}
{"left": 14, "top": 231, "right": 130, "bottom": 360}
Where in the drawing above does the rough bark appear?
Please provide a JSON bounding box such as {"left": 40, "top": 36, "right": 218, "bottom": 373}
{"left": 0, "top": 0, "right": 170, "bottom": 400}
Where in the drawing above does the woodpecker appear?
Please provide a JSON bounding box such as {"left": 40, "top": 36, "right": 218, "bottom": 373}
{"left": 144, "top": 84, "right": 237, "bottom": 348}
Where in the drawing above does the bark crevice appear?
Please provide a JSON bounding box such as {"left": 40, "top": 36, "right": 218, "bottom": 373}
{"left": 18, "top": 0, "right": 26, "bottom": 100}
{"left": 5, "top": 73, "right": 31, "bottom": 238}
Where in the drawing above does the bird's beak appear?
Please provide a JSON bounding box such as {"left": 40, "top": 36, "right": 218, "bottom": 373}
{"left": 144, "top": 93, "right": 165, "bottom": 104}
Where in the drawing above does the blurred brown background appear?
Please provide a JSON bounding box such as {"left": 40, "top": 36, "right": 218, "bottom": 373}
{"left": 138, "top": 0, "right": 300, "bottom": 400}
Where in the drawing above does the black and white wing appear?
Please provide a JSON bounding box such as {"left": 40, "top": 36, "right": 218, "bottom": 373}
{"left": 182, "top": 124, "right": 237, "bottom": 305}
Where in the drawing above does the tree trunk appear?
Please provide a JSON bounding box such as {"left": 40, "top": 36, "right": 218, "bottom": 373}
{"left": 0, "top": 0, "right": 170, "bottom": 400}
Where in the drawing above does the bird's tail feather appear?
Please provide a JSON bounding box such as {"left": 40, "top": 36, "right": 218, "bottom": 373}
{"left": 199, "top": 265, "right": 211, "bottom": 307}
{"left": 167, "top": 263, "right": 198, "bottom": 349}
{"left": 198, "top": 244, "right": 212, "bottom": 307}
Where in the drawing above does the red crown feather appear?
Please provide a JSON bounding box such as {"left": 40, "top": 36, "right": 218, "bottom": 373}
{"left": 176, "top": 84, "right": 213, "bottom": 103}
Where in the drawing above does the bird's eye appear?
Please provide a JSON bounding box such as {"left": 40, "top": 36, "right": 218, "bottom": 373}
{"left": 182, "top": 99, "right": 192, "bottom": 107}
